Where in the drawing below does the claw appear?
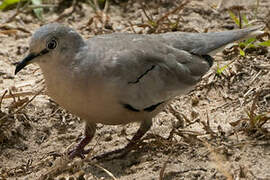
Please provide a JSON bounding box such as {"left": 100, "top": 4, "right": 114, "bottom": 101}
{"left": 68, "top": 147, "right": 91, "bottom": 159}
{"left": 68, "top": 135, "right": 92, "bottom": 159}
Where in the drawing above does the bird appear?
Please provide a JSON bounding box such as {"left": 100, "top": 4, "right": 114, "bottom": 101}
{"left": 15, "top": 23, "right": 263, "bottom": 159}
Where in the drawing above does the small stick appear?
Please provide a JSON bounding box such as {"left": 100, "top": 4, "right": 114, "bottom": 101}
{"left": 27, "top": 4, "right": 56, "bottom": 10}
{"left": 94, "top": 0, "right": 101, "bottom": 11}
{"left": 93, "top": 163, "right": 117, "bottom": 180}
{"left": 56, "top": 0, "right": 77, "bottom": 21}
{"left": 140, "top": 3, "right": 153, "bottom": 22}
{"left": 0, "top": 90, "right": 8, "bottom": 109}
{"left": 2, "top": 91, "right": 35, "bottom": 99}
{"left": 128, "top": 21, "right": 136, "bottom": 33}
{"left": 103, "top": 0, "right": 110, "bottom": 14}
{"left": 159, "top": 154, "right": 170, "bottom": 180}
{"left": 156, "top": 0, "right": 190, "bottom": 25}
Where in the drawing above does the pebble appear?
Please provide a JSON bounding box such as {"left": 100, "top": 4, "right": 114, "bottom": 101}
{"left": 0, "top": 49, "right": 9, "bottom": 56}
{"left": 104, "top": 134, "right": 113, "bottom": 142}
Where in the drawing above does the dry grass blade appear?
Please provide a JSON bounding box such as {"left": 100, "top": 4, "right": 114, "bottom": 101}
{"left": 0, "top": 88, "right": 44, "bottom": 127}
{"left": 128, "top": 21, "right": 136, "bottom": 33}
{"left": 4, "top": 0, "right": 31, "bottom": 23}
{"left": 217, "top": 0, "right": 224, "bottom": 10}
{"left": 140, "top": 2, "right": 153, "bottom": 22}
{"left": 231, "top": 89, "right": 270, "bottom": 138}
{"left": 56, "top": 0, "right": 77, "bottom": 21}
{"left": 200, "top": 112, "right": 217, "bottom": 137}
{"left": 38, "top": 156, "right": 72, "bottom": 180}
{"left": 246, "top": 91, "right": 266, "bottom": 126}
{"left": 0, "top": 29, "right": 17, "bottom": 35}
{"left": 156, "top": 0, "right": 190, "bottom": 25}
{"left": 93, "top": 163, "right": 117, "bottom": 180}
{"left": 159, "top": 148, "right": 173, "bottom": 180}
{"left": 0, "top": 90, "right": 8, "bottom": 109}
{"left": 103, "top": 0, "right": 110, "bottom": 14}
{"left": 159, "top": 160, "right": 168, "bottom": 180}
{"left": 138, "top": 0, "right": 190, "bottom": 33}
{"left": 93, "top": 0, "right": 101, "bottom": 11}
{"left": 1, "top": 91, "right": 35, "bottom": 99}
{"left": 203, "top": 141, "right": 233, "bottom": 180}
{"left": 250, "top": 91, "right": 260, "bottom": 121}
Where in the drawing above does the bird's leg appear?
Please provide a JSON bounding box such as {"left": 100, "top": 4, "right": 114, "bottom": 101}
{"left": 68, "top": 123, "right": 96, "bottom": 159}
{"left": 94, "top": 119, "right": 152, "bottom": 160}
{"left": 124, "top": 118, "right": 153, "bottom": 151}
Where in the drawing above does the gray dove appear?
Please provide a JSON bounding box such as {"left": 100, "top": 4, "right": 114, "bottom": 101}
{"left": 15, "top": 23, "right": 263, "bottom": 159}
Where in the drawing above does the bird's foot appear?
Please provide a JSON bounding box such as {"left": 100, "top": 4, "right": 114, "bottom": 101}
{"left": 68, "top": 135, "right": 92, "bottom": 159}
{"left": 68, "top": 147, "right": 91, "bottom": 159}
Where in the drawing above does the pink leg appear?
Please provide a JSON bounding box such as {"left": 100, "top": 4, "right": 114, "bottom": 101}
{"left": 68, "top": 123, "right": 96, "bottom": 159}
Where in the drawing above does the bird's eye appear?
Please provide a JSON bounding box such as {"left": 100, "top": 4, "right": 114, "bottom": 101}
{"left": 47, "top": 39, "right": 58, "bottom": 50}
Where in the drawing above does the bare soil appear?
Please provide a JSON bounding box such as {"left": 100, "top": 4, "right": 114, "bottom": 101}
{"left": 0, "top": 0, "right": 270, "bottom": 179}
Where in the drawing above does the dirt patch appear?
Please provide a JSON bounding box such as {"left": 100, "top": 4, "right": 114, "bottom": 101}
{"left": 1, "top": 0, "right": 270, "bottom": 179}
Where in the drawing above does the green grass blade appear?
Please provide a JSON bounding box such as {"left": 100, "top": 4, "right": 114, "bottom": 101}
{"left": 239, "top": 48, "right": 245, "bottom": 56}
{"left": 244, "top": 37, "right": 256, "bottom": 44}
{"left": 216, "top": 64, "right": 229, "bottom": 75}
{"left": 31, "top": 0, "right": 43, "bottom": 20}
{"left": 0, "top": 0, "right": 21, "bottom": 10}
{"left": 257, "top": 40, "right": 270, "bottom": 47}
{"left": 228, "top": 10, "right": 240, "bottom": 27}
{"left": 242, "top": 14, "right": 249, "bottom": 26}
{"left": 239, "top": 38, "right": 256, "bottom": 49}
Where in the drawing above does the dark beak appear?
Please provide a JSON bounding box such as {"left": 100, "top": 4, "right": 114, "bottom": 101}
{"left": 15, "top": 53, "right": 37, "bottom": 75}
{"left": 15, "top": 49, "right": 49, "bottom": 75}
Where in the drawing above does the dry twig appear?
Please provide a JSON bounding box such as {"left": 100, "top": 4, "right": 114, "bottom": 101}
{"left": 0, "top": 90, "right": 8, "bottom": 109}
{"left": 94, "top": 163, "right": 117, "bottom": 180}
{"left": 0, "top": 88, "right": 44, "bottom": 127}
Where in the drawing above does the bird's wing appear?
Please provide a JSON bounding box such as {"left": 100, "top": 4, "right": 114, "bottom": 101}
{"left": 98, "top": 39, "right": 211, "bottom": 111}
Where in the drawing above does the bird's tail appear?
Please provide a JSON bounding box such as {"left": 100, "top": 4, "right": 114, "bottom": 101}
{"left": 206, "top": 25, "right": 264, "bottom": 55}
{"left": 240, "top": 25, "right": 264, "bottom": 38}
{"left": 158, "top": 25, "right": 265, "bottom": 55}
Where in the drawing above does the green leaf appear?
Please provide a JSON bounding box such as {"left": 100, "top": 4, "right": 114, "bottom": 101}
{"left": 240, "top": 43, "right": 256, "bottom": 49}
{"left": 257, "top": 40, "right": 270, "bottom": 47}
{"left": 0, "top": 0, "right": 21, "bottom": 10}
{"left": 228, "top": 11, "right": 240, "bottom": 27}
{"left": 148, "top": 20, "right": 158, "bottom": 28}
{"left": 239, "top": 38, "right": 256, "bottom": 49}
{"left": 98, "top": 0, "right": 106, "bottom": 3}
{"left": 216, "top": 64, "right": 229, "bottom": 75}
{"left": 31, "top": 0, "right": 43, "bottom": 20}
{"left": 244, "top": 37, "right": 256, "bottom": 44}
{"left": 242, "top": 14, "right": 249, "bottom": 26}
{"left": 239, "top": 48, "right": 245, "bottom": 56}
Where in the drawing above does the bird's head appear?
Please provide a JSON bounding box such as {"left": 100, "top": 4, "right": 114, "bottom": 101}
{"left": 15, "top": 23, "right": 85, "bottom": 74}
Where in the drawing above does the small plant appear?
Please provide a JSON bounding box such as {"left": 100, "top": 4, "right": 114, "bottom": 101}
{"left": 136, "top": 0, "right": 190, "bottom": 34}
{"left": 0, "top": 0, "right": 44, "bottom": 19}
{"left": 216, "top": 10, "right": 270, "bottom": 76}
{"left": 0, "top": 0, "right": 23, "bottom": 10}
{"left": 230, "top": 91, "right": 270, "bottom": 138}
{"left": 229, "top": 10, "right": 270, "bottom": 55}
{"left": 88, "top": 0, "right": 108, "bottom": 11}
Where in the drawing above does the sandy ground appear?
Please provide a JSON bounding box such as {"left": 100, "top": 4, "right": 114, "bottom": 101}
{"left": 0, "top": 0, "right": 270, "bottom": 179}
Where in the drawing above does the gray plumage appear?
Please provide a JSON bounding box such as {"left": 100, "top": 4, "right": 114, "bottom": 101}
{"left": 15, "top": 23, "right": 263, "bottom": 158}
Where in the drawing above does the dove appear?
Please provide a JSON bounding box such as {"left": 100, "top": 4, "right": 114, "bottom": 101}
{"left": 15, "top": 23, "right": 263, "bottom": 159}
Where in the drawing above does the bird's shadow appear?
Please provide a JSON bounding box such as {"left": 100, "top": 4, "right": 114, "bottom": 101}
{"left": 85, "top": 140, "right": 165, "bottom": 178}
